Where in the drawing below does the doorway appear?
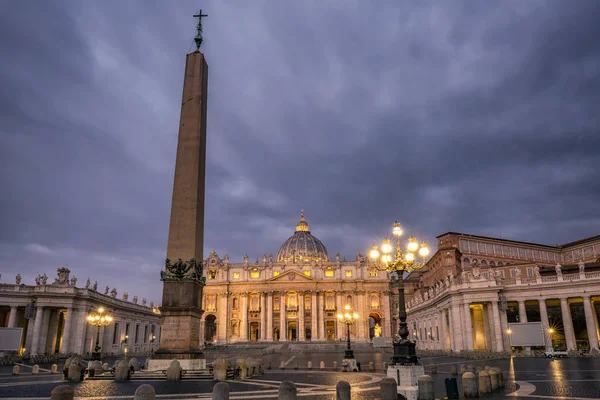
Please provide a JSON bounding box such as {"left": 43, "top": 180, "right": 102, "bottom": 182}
{"left": 326, "top": 321, "right": 336, "bottom": 341}
{"left": 369, "top": 312, "right": 382, "bottom": 339}
{"left": 204, "top": 315, "right": 217, "bottom": 342}
{"left": 54, "top": 312, "right": 65, "bottom": 353}
{"left": 288, "top": 321, "right": 297, "bottom": 341}
{"left": 250, "top": 322, "right": 260, "bottom": 341}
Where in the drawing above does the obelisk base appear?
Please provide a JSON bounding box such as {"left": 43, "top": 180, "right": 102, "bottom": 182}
{"left": 387, "top": 364, "right": 424, "bottom": 400}
{"left": 147, "top": 349, "right": 206, "bottom": 371}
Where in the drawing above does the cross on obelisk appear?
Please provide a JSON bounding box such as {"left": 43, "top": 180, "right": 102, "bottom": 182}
{"left": 193, "top": 9, "right": 208, "bottom": 50}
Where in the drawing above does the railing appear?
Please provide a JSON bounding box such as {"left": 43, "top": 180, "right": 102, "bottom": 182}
{"left": 563, "top": 274, "right": 580, "bottom": 282}
{"left": 542, "top": 276, "right": 558, "bottom": 283}
{"left": 586, "top": 271, "right": 600, "bottom": 279}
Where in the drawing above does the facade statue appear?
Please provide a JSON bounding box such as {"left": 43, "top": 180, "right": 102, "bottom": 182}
{"left": 70, "top": 276, "right": 77, "bottom": 286}
{"left": 374, "top": 323, "right": 382, "bottom": 338}
{"left": 534, "top": 265, "right": 540, "bottom": 276}
{"left": 141, "top": 298, "right": 147, "bottom": 306}
{"left": 472, "top": 266, "right": 481, "bottom": 280}
{"left": 555, "top": 263, "right": 562, "bottom": 276}
{"left": 104, "top": 286, "right": 109, "bottom": 294}
{"left": 244, "top": 254, "right": 249, "bottom": 265}
{"left": 150, "top": 301, "right": 154, "bottom": 308}
{"left": 92, "top": 281, "right": 98, "bottom": 291}
{"left": 41, "top": 274, "right": 48, "bottom": 285}
{"left": 85, "top": 278, "right": 90, "bottom": 288}
{"left": 35, "top": 275, "right": 41, "bottom": 285}
{"left": 444, "top": 276, "right": 450, "bottom": 287}
{"left": 579, "top": 261, "right": 586, "bottom": 273}
{"left": 16, "top": 274, "right": 22, "bottom": 285}
{"left": 132, "top": 296, "right": 138, "bottom": 304}
{"left": 514, "top": 268, "right": 521, "bottom": 278}
{"left": 356, "top": 252, "right": 361, "bottom": 261}
{"left": 224, "top": 254, "right": 229, "bottom": 265}
{"left": 269, "top": 253, "right": 273, "bottom": 263}
{"left": 123, "top": 292, "right": 129, "bottom": 301}
{"left": 110, "top": 288, "right": 117, "bottom": 298}
{"left": 262, "top": 254, "right": 267, "bottom": 264}
{"left": 54, "top": 267, "right": 70, "bottom": 285}
{"left": 336, "top": 252, "right": 340, "bottom": 263}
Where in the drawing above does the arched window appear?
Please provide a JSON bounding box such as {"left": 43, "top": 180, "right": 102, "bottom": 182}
{"left": 490, "top": 261, "right": 496, "bottom": 267}
{"left": 463, "top": 258, "right": 470, "bottom": 269}
{"left": 346, "top": 295, "right": 352, "bottom": 307}
{"left": 325, "top": 293, "right": 335, "bottom": 309}
{"left": 232, "top": 297, "right": 238, "bottom": 310}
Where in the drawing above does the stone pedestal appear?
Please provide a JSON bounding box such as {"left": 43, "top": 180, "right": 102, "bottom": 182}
{"left": 387, "top": 364, "right": 424, "bottom": 400}
{"left": 341, "top": 358, "right": 358, "bottom": 372}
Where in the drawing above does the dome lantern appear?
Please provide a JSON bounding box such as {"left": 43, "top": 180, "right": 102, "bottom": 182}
{"left": 276, "top": 210, "right": 329, "bottom": 263}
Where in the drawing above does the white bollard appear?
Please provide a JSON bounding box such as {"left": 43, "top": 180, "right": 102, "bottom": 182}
{"left": 134, "top": 384, "right": 155, "bottom": 400}
{"left": 418, "top": 375, "right": 435, "bottom": 400}
{"left": 462, "top": 372, "right": 478, "bottom": 398}
{"left": 336, "top": 381, "right": 351, "bottom": 400}
{"left": 278, "top": 381, "right": 297, "bottom": 400}
{"left": 212, "top": 382, "right": 230, "bottom": 400}
{"left": 50, "top": 385, "right": 74, "bottom": 400}
{"left": 380, "top": 377, "right": 397, "bottom": 400}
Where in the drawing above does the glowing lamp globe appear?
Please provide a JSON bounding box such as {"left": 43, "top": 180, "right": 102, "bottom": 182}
{"left": 369, "top": 246, "right": 380, "bottom": 260}
{"left": 419, "top": 243, "right": 430, "bottom": 257}
{"left": 381, "top": 238, "right": 393, "bottom": 254}
{"left": 405, "top": 252, "right": 415, "bottom": 262}
{"left": 392, "top": 221, "right": 403, "bottom": 237}
{"left": 407, "top": 237, "right": 419, "bottom": 252}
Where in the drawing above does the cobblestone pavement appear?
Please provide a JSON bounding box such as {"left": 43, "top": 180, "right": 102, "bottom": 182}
{"left": 2, "top": 354, "right": 600, "bottom": 399}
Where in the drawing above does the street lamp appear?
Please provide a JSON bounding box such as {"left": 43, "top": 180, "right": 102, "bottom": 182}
{"left": 337, "top": 305, "right": 359, "bottom": 359}
{"left": 87, "top": 307, "right": 112, "bottom": 360}
{"left": 369, "top": 221, "right": 429, "bottom": 365}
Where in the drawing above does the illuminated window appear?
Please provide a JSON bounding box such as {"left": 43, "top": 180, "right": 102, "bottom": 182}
{"left": 273, "top": 271, "right": 280, "bottom": 277}
{"left": 345, "top": 270, "right": 352, "bottom": 277}
{"left": 208, "top": 270, "right": 216, "bottom": 279}
{"left": 325, "top": 268, "right": 334, "bottom": 277}
{"left": 250, "top": 269, "right": 259, "bottom": 279}
{"left": 304, "top": 270, "right": 311, "bottom": 277}
{"left": 369, "top": 269, "right": 377, "bottom": 277}
{"left": 233, "top": 272, "right": 240, "bottom": 279}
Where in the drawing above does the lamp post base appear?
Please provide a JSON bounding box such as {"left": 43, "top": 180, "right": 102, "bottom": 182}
{"left": 391, "top": 339, "right": 419, "bottom": 365}
{"left": 90, "top": 352, "right": 102, "bottom": 361}
{"left": 341, "top": 357, "right": 359, "bottom": 372}
{"left": 387, "top": 364, "right": 424, "bottom": 400}
{"left": 344, "top": 349, "right": 355, "bottom": 359}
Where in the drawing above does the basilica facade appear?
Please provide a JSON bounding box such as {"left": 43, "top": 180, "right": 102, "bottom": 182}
{"left": 405, "top": 232, "right": 600, "bottom": 353}
{"left": 200, "top": 212, "right": 395, "bottom": 344}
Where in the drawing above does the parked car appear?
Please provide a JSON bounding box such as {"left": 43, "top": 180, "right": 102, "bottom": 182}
{"left": 545, "top": 349, "right": 568, "bottom": 358}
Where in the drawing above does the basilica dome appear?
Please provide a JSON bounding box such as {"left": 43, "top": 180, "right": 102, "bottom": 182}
{"left": 276, "top": 211, "right": 330, "bottom": 263}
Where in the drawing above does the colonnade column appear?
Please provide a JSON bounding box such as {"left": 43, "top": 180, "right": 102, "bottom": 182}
{"left": 7, "top": 306, "right": 17, "bottom": 328}
{"left": 518, "top": 301, "right": 531, "bottom": 353}
{"left": 60, "top": 308, "right": 73, "bottom": 354}
{"left": 240, "top": 294, "right": 248, "bottom": 341}
{"left": 280, "top": 294, "right": 286, "bottom": 341}
{"left": 266, "top": 292, "right": 273, "bottom": 341}
{"left": 538, "top": 299, "right": 552, "bottom": 351}
{"left": 490, "top": 301, "right": 504, "bottom": 352}
{"left": 450, "top": 304, "right": 463, "bottom": 351}
{"left": 439, "top": 309, "right": 447, "bottom": 350}
{"left": 463, "top": 303, "right": 474, "bottom": 350}
{"left": 260, "top": 293, "right": 267, "bottom": 341}
{"left": 583, "top": 296, "right": 599, "bottom": 350}
{"left": 30, "top": 306, "right": 44, "bottom": 355}
{"left": 311, "top": 292, "right": 317, "bottom": 341}
{"left": 382, "top": 291, "right": 392, "bottom": 338}
{"left": 559, "top": 297, "right": 576, "bottom": 350}
{"left": 336, "top": 292, "right": 343, "bottom": 339}
{"left": 298, "top": 291, "right": 305, "bottom": 341}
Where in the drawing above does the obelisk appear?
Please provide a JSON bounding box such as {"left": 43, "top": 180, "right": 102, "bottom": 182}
{"left": 149, "top": 10, "right": 209, "bottom": 371}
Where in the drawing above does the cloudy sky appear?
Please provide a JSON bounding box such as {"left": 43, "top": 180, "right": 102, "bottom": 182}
{"left": 1, "top": 1, "right": 599, "bottom": 304}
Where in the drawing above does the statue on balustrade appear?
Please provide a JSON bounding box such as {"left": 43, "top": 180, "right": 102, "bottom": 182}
{"left": 85, "top": 278, "right": 90, "bottom": 288}
{"left": 16, "top": 274, "right": 22, "bottom": 285}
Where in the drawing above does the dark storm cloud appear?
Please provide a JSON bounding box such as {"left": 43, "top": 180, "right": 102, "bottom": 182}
{"left": 1, "top": 0, "right": 599, "bottom": 303}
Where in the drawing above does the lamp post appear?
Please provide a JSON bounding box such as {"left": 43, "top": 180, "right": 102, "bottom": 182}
{"left": 337, "top": 305, "right": 359, "bottom": 359}
{"left": 87, "top": 307, "right": 112, "bottom": 360}
{"left": 369, "top": 221, "right": 429, "bottom": 365}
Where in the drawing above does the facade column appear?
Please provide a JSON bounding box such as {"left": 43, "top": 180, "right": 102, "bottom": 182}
{"left": 60, "top": 308, "right": 73, "bottom": 354}
{"left": 382, "top": 291, "right": 392, "bottom": 339}
{"left": 317, "top": 292, "right": 325, "bottom": 340}
{"left": 583, "top": 296, "right": 599, "bottom": 350}
{"left": 31, "top": 306, "right": 45, "bottom": 355}
{"left": 217, "top": 294, "right": 228, "bottom": 343}
{"left": 539, "top": 299, "right": 552, "bottom": 351}
{"left": 463, "top": 303, "right": 474, "bottom": 350}
{"left": 240, "top": 294, "right": 248, "bottom": 341}
{"left": 266, "top": 292, "right": 273, "bottom": 341}
{"left": 335, "top": 292, "right": 343, "bottom": 339}
{"left": 560, "top": 297, "right": 576, "bottom": 350}
{"left": 311, "top": 292, "right": 317, "bottom": 341}
{"left": 490, "top": 301, "right": 504, "bottom": 352}
{"left": 357, "top": 292, "right": 366, "bottom": 340}
{"left": 280, "top": 293, "right": 287, "bottom": 341}
{"left": 260, "top": 292, "right": 267, "bottom": 341}
{"left": 450, "top": 304, "right": 463, "bottom": 351}
{"left": 298, "top": 292, "right": 305, "bottom": 341}
{"left": 7, "top": 306, "right": 17, "bottom": 328}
